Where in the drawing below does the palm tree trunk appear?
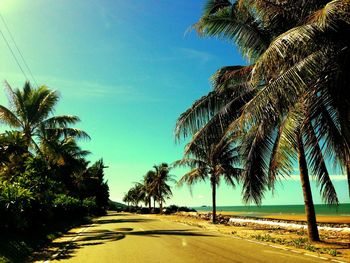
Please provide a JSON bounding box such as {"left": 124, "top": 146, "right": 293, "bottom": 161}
{"left": 297, "top": 133, "right": 319, "bottom": 242}
{"left": 159, "top": 199, "right": 163, "bottom": 214}
{"left": 347, "top": 162, "right": 350, "bottom": 199}
{"left": 210, "top": 175, "right": 217, "bottom": 224}
{"left": 148, "top": 196, "right": 151, "bottom": 210}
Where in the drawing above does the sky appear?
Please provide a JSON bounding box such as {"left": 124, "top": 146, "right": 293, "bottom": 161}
{"left": 0, "top": 0, "right": 348, "bottom": 207}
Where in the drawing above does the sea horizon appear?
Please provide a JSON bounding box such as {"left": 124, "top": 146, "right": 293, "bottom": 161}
{"left": 192, "top": 203, "right": 350, "bottom": 216}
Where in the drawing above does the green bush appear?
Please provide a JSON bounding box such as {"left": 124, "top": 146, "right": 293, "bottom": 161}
{"left": 0, "top": 181, "right": 34, "bottom": 231}
{"left": 52, "top": 194, "right": 83, "bottom": 217}
{"left": 82, "top": 197, "right": 98, "bottom": 214}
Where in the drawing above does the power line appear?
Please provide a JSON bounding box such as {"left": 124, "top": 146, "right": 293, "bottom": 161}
{"left": 0, "top": 27, "right": 28, "bottom": 81}
{"left": 0, "top": 13, "right": 38, "bottom": 87}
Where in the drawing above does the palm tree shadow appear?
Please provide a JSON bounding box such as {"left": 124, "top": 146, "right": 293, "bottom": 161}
{"left": 31, "top": 228, "right": 217, "bottom": 261}
{"left": 95, "top": 218, "right": 154, "bottom": 224}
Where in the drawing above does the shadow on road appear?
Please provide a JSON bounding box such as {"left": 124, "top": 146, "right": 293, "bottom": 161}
{"left": 96, "top": 218, "right": 155, "bottom": 224}
{"left": 31, "top": 226, "right": 217, "bottom": 261}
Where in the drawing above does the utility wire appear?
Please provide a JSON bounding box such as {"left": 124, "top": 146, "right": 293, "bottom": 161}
{"left": 0, "top": 27, "right": 28, "bottom": 81}
{"left": 0, "top": 13, "right": 38, "bottom": 87}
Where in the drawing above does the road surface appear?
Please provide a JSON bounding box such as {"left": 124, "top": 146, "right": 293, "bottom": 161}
{"left": 39, "top": 212, "right": 328, "bottom": 263}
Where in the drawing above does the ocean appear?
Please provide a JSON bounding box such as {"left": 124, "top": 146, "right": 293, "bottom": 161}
{"left": 193, "top": 203, "right": 350, "bottom": 217}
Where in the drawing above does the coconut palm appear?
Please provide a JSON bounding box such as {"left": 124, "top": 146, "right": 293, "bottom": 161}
{"left": 174, "top": 135, "right": 241, "bottom": 223}
{"left": 143, "top": 170, "right": 157, "bottom": 210}
{"left": 0, "top": 81, "right": 88, "bottom": 152}
{"left": 123, "top": 183, "right": 146, "bottom": 207}
{"left": 175, "top": 0, "right": 348, "bottom": 241}
{"left": 151, "top": 163, "right": 174, "bottom": 213}
{"left": 239, "top": 95, "right": 339, "bottom": 241}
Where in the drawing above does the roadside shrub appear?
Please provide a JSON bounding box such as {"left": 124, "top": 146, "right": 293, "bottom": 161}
{"left": 137, "top": 207, "right": 150, "bottom": 214}
{"left": 166, "top": 205, "right": 179, "bottom": 214}
{"left": 52, "top": 194, "right": 83, "bottom": 218}
{"left": 304, "top": 243, "right": 317, "bottom": 252}
{"left": 0, "top": 255, "right": 10, "bottom": 263}
{"left": 152, "top": 207, "right": 160, "bottom": 214}
{"left": 178, "top": 206, "right": 197, "bottom": 212}
{"left": 0, "top": 181, "right": 34, "bottom": 231}
{"left": 291, "top": 237, "right": 308, "bottom": 248}
{"left": 328, "top": 249, "right": 338, "bottom": 257}
{"left": 82, "top": 197, "right": 98, "bottom": 214}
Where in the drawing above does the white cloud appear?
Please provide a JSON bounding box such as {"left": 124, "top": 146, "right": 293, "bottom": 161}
{"left": 176, "top": 47, "right": 216, "bottom": 64}
{"left": 0, "top": 72, "right": 158, "bottom": 101}
{"left": 130, "top": 47, "right": 216, "bottom": 64}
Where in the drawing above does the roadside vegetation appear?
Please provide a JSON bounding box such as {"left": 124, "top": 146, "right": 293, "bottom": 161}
{"left": 0, "top": 82, "right": 109, "bottom": 262}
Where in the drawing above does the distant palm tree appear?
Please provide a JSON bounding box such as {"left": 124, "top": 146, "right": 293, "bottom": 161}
{"left": 0, "top": 81, "right": 88, "bottom": 152}
{"left": 122, "top": 191, "right": 132, "bottom": 207}
{"left": 143, "top": 170, "right": 157, "bottom": 211}
{"left": 123, "top": 183, "right": 146, "bottom": 207}
{"left": 151, "top": 163, "right": 174, "bottom": 213}
{"left": 174, "top": 136, "right": 241, "bottom": 223}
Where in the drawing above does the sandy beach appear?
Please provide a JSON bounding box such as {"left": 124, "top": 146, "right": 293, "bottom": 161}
{"left": 214, "top": 211, "right": 350, "bottom": 224}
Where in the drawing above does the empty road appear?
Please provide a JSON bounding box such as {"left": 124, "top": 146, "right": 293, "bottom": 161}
{"left": 38, "top": 212, "right": 328, "bottom": 263}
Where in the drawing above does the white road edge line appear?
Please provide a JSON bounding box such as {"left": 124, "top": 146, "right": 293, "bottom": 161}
{"left": 331, "top": 260, "right": 347, "bottom": 263}
{"left": 42, "top": 223, "right": 93, "bottom": 263}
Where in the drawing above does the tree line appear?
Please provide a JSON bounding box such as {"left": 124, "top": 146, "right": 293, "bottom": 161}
{"left": 123, "top": 163, "right": 174, "bottom": 213}
{"left": 0, "top": 82, "right": 109, "bottom": 233}
{"left": 124, "top": 0, "right": 350, "bottom": 243}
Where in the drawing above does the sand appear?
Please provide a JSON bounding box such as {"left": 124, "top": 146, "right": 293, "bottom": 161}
{"left": 215, "top": 211, "right": 350, "bottom": 224}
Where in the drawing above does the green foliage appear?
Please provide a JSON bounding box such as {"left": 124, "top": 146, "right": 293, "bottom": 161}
{"left": 327, "top": 249, "right": 338, "bottom": 257}
{"left": 0, "top": 181, "right": 34, "bottom": 230}
{"left": 0, "top": 255, "right": 10, "bottom": 263}
{"left": 0, "top": 82, "right": 110, "bottom": 238}
{"left": 0, "top": 81, "right": 87, "bottom": 151}
{"left": 82, "top": 197, "right": 98, "bottom": 213}
{"left": 53, "top": 194, "right": 81, "bottom": 210}
{"left": 304, "top": 243, "right": 317, "bottom": 252}
{"left": 291, "top": 237, "right": 308, "bottom": 248}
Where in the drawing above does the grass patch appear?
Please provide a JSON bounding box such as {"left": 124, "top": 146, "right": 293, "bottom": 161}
{"left": 250, "top": 234, "right": 341, "bottom": 257}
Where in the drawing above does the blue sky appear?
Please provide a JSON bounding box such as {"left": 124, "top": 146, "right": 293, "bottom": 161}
{"left": 0, "top": 0, "right": 348, "bottom": 207}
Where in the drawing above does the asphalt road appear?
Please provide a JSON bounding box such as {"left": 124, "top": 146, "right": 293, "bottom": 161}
{"left": 42, "top": 212, "right": 327, "bottom": 263}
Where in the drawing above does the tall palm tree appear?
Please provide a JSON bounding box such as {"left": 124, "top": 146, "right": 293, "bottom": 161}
{"left": 0, "top": 81, "right": 88, "bottom": 152}
{"left": 151, "top": 163, "right": 174, "bottom": 213}
{"left": 238, "top": 96, "right": 339, "bottom": 241}
{"left": 175, "top": 0, "right": 348, "bottom": 241}
{"left": 174, "top": 136, "right": 241, "bottom": 223}
{"left": 143, "top": 170, "right": 157, "bottom": 211}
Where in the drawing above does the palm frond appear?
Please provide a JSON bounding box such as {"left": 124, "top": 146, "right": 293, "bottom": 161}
{"left": 42, "top": 115, "right": 81, "bottom": 128}
{"left": 244, "top": 49, "right": 329, "bottom": 127}
{"left": 194, "top": 4, "right": 270, "bottom": 61}
{"left": 0, "top": 105, "right": 21, "bottom": 128}
{"left": 240, "top": 121, "right": 275, "bottom": 205}
{"left": 303, "top": 122, "right": 339, "bottom": 205}
{"left": 177, "top": 168, "right": 207, "bottom": 187}
{"left": 203, "top": 0, "right": 232, "bottom": 16}
{"left": 35, "top": 88, "right": 60, "bottom": 124}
